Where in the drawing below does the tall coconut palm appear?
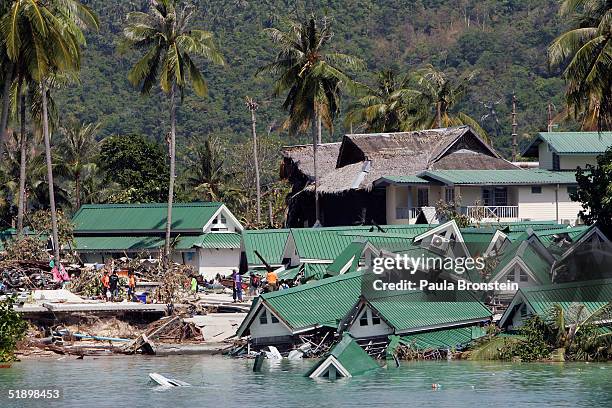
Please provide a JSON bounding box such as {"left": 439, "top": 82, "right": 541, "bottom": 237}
{"left": 345, "top": 69, "right": 420, "bottom": 133}
{"left": 123, "top": 0, "right": 224, "bottom": 266}
{"left": 549, "top": 0, "right": 612, "bottom": 131}
{"left": 245, "top": 96, "right": 261, "bottom": 224}
{"left": 259, "top": 15, "right": 363, "bottom": 224}
{"left": 56, "top": 119, "right": 101, "bottom": 209}
{"left": 1, "top": 0, "right": 99, "bottom": 261}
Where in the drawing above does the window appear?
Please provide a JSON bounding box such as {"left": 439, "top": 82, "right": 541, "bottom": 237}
{"left": 531, "top": 186, "right": 542, "bottom": 194}
{"left": 445, "top": 187, "right": 455, "bottom": 203}
{"left": 371, "top": 312, "right": 381, "bottom": 325}
{"left": 519, "top": 269, "right": 529, "bottom": 282}
{"left": 552, "top": 153, "right": 560, "bottom": 170}
{"left": 270, "top": 314, "right": 279, "bottom": 323}
{"left": 494, "top": 187, "right": 508, "bottom": 206}
{"left": 567, "top": 186, "right": 578, "bottom": 196}
{"left": 506, "top": 271, "right": 515, "bottom": 282}
{"left": 417, "top": 188, "right": 429, "bottom": 207}
{"left": 359, "top": 312, "right": 369, "bottom": 326}
{"left": 219, "top": 214, "right": 227, "bottom": 224}
{"left": 520, "top": 304, "right": 528, "bottom": 318}
{"left": 185, "top": 252, "right": 194, "bottom": 261}
{"left": 259, "top": 311, "right": 268, "bottom": 325}
{"left": 482, "top": 188, "right": 492, "bottom": 206}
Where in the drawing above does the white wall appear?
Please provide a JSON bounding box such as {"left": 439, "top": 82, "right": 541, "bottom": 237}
{"left": 517, "top": 186, "right": 581, "bottom": 223}
{"left": 348, "top": 306, "right": 394, "bottom": 339}
{"left": 249, "top": 306, "right": 292, "bottom": 339}
{"left": 538, "top": 143, "right": 553, "bottom": 169}
{"left": 197, "top": 248, "right": 240, "bottom": 279}
{"left": 559, "top": 155, "right": 597, "bottom": 170}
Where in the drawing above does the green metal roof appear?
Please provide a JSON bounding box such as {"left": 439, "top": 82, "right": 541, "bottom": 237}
{"left": 517, "top": 278, "right": 612, "bottom": 317}
{"left": 374, "top": 175, "right": 430, "bottom": 185}
{"left": 366, "top": 290, "right": 492, "bottom": 333}
{"left": 522, "top": 132, "right": 612, "bottom": 156}
{"left": 74, "top": 232, "right": 240, "bottom": 252}
{"left": 73, "top": 202, "right": 223, "bottom": 233}
{"left": 490, "top": 239, "right": 552, "bottom": 284}
{"left": 74, "top": 235, "right": 166, "bottom": 252}
{"left": 306, "top": 333, "right": 379, "bottom": 377}
{"left": 291, "top": 225, "right": 429, "bottom": 261}
{"left": 262, "top": 272, "right": 364, "bottom": 330}
{"left": 460, "top": 229, "right": 497, "bottom": 257}
{"left": 326, "top": 241, "right": 367, "bottom": 276}
{"left": 532, "top": 225, "right": 590, "bottom": 248}
{"left": 195, "top": 232, "right": 241, "bottom": 249}
{"left": 418, "top": 169, "right": 579, "bottom": 185}
{"left": 399, "top": 325, "right": 487, "bottom": 351}
{"left": 242, "top": 228, "right": 290, "bottom": 266}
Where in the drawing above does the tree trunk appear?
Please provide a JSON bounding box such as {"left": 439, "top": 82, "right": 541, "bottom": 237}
{"left": 312, "top": 112, "right": 320, "bottom": 224}
{"left": 41, "top": 81, "right": 60, "bottom": 262}
{"left": 250, "top": 107, "right": 261, "bottom": 224}
{"left": 164, "top": 83, "right": 177, "bottom": 269}
{"left": 75, "top": 173, "right": 81, "bottom": 209}
{"left": 0, "top": 63, "right": 14, "bottom": 158}
{"left": 17, "top": 88, "right": 27, "bottom": 236}
{"left": 436, "top": 101, "right": 442, "bottom": 128}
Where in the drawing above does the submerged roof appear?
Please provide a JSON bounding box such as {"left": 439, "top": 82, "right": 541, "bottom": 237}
{"left": 417, "top": 169, "right": 579, "bottom": 185}
{"left": 261, "top": 272, "right": 364, "bottom": 330}
{"left": 73, "top": 202, "right": 224, "bottom": 233}
{"left": 499, "top": 279, "right": 612, "bottom": 327}
{"left": 306, "top": 333, "right": 379, "bottom": 378}
{"left": 363, "top": 291, "right": 492, "bottom": 334}
{"left": 398, "top": 325, "right": 487, "bottom": 351}
{"left": 522, "top": 131, "right": 612, "bottom": 157}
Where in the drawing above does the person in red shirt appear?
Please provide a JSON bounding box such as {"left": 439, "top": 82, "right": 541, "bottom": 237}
{"left": 101, "top": 271, "right": 110, "bottom": 301}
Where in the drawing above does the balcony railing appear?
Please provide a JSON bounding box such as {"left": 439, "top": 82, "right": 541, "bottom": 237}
{"left": 395, "top": 206, "right": 435, "bottom": 220}
{"left": 462, "top": 205, "right": 519, "bottom": 220}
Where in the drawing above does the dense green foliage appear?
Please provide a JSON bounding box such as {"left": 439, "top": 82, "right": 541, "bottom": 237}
{"left": 55, "top": 0, "right": 578, "bottom": 157}
{"left": 98, "top": 134, "right": 170, "bottom": 203}
{"left": 573, "top": 147, "right": 612, "bottom": 238}
{"left": 0, "top": 295, "right": 28, "bottom": 362}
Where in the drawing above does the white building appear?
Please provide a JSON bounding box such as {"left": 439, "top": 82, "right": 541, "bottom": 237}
{"left": 73, "top": 202, "right": 243, "bottom": 278}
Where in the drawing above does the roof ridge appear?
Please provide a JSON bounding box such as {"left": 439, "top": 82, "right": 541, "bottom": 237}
{"left": 262, "top": 271, "right": 365, "bottom": 299}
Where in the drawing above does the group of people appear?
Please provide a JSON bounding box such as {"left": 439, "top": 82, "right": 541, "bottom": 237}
{"left": 100, "top": 269, "right": 137, "bottom": 302}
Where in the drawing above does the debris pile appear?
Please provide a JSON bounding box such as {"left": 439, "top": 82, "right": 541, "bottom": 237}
{"left": 0, "top": 260, "right": 56, "bottom": 291}
{"left": 124, "top": 315, "right": 203, "bottom": 355}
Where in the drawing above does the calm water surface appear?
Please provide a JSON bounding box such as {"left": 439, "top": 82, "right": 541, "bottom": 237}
{"left": 1, "top": 356, "right": 611, "bottom": 408}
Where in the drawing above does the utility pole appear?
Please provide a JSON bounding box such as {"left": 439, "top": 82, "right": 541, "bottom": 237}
{"left": 245, "top": 96, "right": 261, "bottom": 224}
{"left": 511, "top": 94, "right": 518, "bottom": 161}
{"left": 547, "top": 103, "right": 554, "bottom": 132}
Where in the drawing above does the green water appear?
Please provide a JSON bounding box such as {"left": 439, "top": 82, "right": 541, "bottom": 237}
{"left": 1, "top": 356, "right": 610, "bottom": 407}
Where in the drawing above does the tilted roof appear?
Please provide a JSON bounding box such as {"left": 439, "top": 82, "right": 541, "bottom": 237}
{"left": 241, "top": 229, "right": 291, "bottom": 267}
{"left": 361, "top": 290, "right": 492, "bottom": 334}
{"left": 398, "top": 325, "right": 487, "bottom": 351}
{"left": 73, "top": 202, "right": 224, "bottom": 234}
{"left": 522, "top": 131, "right": 612, "bottom": 157}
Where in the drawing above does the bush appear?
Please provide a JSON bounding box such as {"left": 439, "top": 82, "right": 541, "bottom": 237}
{"left": 0, "top": 295, "right": 28, "bottom": 362}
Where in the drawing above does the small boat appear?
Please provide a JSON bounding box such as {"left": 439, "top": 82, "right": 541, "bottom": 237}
{"left": 149, "top": 372, "right": 190, "bottom": 387}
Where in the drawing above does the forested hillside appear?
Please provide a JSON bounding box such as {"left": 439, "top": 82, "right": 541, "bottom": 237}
{"left": 59, "top": 0, "right": 573, "bottom": 157}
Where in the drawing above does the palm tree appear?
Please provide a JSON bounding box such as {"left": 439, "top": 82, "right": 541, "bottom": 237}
{"left": 259, "top": 15, "right": 363, "bottom": 224}
{"left": 123, "top": 0, "right": 224, "bottom": 266}
{"left": 1, "top": 0, "right": 98, "bottom": 261}
{"left": 184, "top": 135, "right": 229, "bottom": 202}
{"left": 245, "top": 96, "right": 261, "bottom": 224}
{"left": 56, "top": 119, "right": 101, "bottom": 209}
{"left": 548, "top": 0, "right": 612, "bottom": 131}
{"left": 345, "top": 69, "right": 420, "bottom": 133}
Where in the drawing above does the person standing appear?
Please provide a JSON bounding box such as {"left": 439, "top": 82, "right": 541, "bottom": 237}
{"left": 190, "top": 275, "right": 198, "bottom": 294}
{"left": 232, "top": 270, "right": 243, "bottom": 302}
{"left": 101, "top": 271, "right": 110, "bottom": 301}
{"left": 109, "top": 270, "right": 119, "bottom": 301}
{"left": 249, "top": 272, "right": 260, "bottom": 296}
{"left": 266, "top": 268, "right": 278, "bottom": 291}
{"left": 127, "top": 271, "right": 137, "bottom": 301}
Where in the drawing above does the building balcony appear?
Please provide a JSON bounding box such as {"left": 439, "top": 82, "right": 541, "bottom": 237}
{"left": 460, "top": 205, "right": 519, "bottom": 221}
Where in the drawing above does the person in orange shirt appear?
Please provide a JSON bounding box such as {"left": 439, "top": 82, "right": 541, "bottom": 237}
{"left": 266, "top": 269, "right": 278, "bottom": 292}
{"left": 101, "top": 271, "right": 110, "bottom": 301}
{"left": 127, "top": 270, "right": 137, "bottom": 301}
